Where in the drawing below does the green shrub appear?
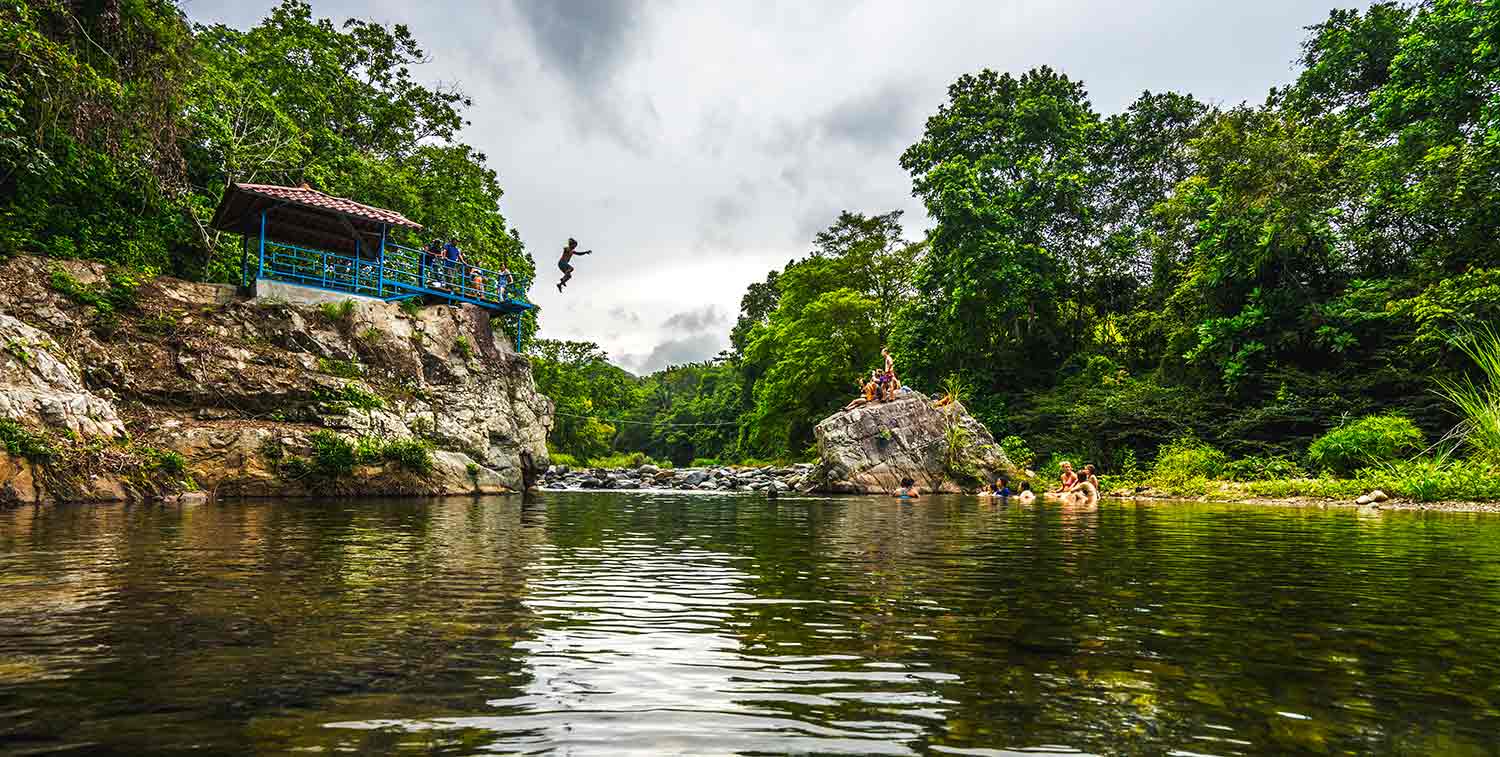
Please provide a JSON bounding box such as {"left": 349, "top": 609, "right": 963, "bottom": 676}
{"left": 549, "top": 452, "right": 580, "bottom": 468}
{"left": 316, "top": 357, "right": 364, "bottom": 379}
{"left": 0, "top": 419, "right": 54, "bottom": 461}
{"left": 1307, "top": 413, "right": 1424, "bottom": 476}
{"left": 454, "top": 335, "right": 473, "bottom": 360}
{"left": 317, "top": 299, "right": 356, "bottom": 324}
{"left": 999, "top": 435, "right": 1033, "bottom": 469}
{"left": 258, "top": 436, "right": 285, "bottom": 463}
{"left": 140, "top": 313, "right": 179, "bottom": 335}
{"left": 690, "top": 457, "right": 721, "bottom": 468}
{"left": 50, "top": 267, "right": 139, "bottom": 316}
{"left": 315, "top": 383, "right": 385, "bottom": 412}
{"left": 139, "top": 446, "right": 187, "bottom": 477}
{"left": 1436, "top": 325, "right": 1500, "bottom": 468}
{"left": 375, "top": 438, "right": 433, "bottom": 475}
{"left": 1147, "top": 437, "right": 1228, "bottom": 486}
{"left": 587, "top": 451, "right": 651, "bottom": 469}
{"left": 465, "top": 462, "right": 480, "bottom": 478}
{"left": 398, "top": 299, "right": 421, "bottom": 318}
{"left": 307, "top": 430, "right": 358, "bottom": 478}
{"left": 358, "top": 327, "right": 383, "bottom": 345}
{"left": 1223, "top": 455, "right": 1304, "bottom": 481}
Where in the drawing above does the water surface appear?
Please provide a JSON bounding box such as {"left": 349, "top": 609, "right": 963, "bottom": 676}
{"left": 2, "top": 493, "right": 1499, "bottom": 755}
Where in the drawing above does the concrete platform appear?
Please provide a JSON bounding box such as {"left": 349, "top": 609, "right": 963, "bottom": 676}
{"left": 253, "top": 279, "right": 385, "bottom": 307}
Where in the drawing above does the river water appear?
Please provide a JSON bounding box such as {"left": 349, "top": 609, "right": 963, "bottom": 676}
{"left": 2, "top": 493, "right": 1499, "bottom": 755}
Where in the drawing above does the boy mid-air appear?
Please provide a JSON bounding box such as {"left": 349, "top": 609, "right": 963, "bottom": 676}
{"left": 557, "top": 238, "right": 592, "bottom": 292}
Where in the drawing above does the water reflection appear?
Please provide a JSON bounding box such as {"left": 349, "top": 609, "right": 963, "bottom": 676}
{"left": 1, "top": 494, "right": 1499, "bottom": 755}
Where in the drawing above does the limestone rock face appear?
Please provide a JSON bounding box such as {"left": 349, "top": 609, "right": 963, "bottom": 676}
{"left": 0, "top": 256, "right": 553, "bottom": 504}
{"left": 0, "top": 313, "right": 124, "bottom": 438}
{"left": 811, "top": 392, "right": 1015, "bottom": 494}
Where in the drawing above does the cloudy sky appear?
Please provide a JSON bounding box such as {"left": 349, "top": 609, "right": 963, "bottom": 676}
{"left": 185, "top": 0, "right": 1355, "bottom": 374}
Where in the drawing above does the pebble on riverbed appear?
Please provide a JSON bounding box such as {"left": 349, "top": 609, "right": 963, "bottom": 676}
{"left": 541, "top": 464, "right": 815, "bottom": 493}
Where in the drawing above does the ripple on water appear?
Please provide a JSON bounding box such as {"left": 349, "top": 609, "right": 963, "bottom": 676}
{"left": 1, "top": 494, "right": 1500, "bottom": 755}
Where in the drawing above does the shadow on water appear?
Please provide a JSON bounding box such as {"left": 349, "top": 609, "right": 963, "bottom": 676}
{"left": 2, "top": 493, "right": 1500, "bottom": 755}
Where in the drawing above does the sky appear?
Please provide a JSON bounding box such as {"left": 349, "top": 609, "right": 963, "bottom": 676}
{"left": 183, "top": 0, "right": 1356, "bottom": 374}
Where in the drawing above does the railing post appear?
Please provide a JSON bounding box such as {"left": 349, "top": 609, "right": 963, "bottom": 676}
{"left": 378, "top": 224, "right": 387, "bottom": 297}
{"left": 321, "top": 250, "right": 327, "bottom": 289}
{"left": 257, "top": 210, "right": 267, "bottom": 283}
{"left": 354, "top": 237, "right": 361, "bottom": 293}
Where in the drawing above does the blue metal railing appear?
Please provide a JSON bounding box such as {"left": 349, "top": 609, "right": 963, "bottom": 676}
{"left": 256, "top": 240, "right": 532, "bottom": 313}
{"left": 381, "top": 243, "right": 532, "bottom": 309}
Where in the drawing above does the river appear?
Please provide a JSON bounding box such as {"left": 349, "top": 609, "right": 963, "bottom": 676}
{"left": 2, "top": 493, "right": 1498, "bottom": 755}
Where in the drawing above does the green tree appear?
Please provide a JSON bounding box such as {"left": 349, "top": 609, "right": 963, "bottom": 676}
{"left": 894, "top": 67, "right": 1102, "bottom": 398}
{"left": 528, "top": 339, "right": 640, "bottom": 460}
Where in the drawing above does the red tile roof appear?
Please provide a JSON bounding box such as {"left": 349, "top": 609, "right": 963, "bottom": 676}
{"left": 233, "top": 183, "right": 422, "bottom": 230}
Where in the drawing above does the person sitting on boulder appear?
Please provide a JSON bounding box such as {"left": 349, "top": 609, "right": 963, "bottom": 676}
{"left": 896, "top": 477, "right": 920, "bottom": 499}
{"left": 934, "top": 391, "right": 955, "bottom": 408}
{"left": 843, "top": 374, "right": 879, "bottom": 411}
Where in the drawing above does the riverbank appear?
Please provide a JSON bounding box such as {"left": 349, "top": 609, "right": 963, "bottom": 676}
{"left": 539, "top": 465, "right": 1500, "bottom": 513}
{"left": 1108, "top": 491, "right": 1500, "bottom": 514}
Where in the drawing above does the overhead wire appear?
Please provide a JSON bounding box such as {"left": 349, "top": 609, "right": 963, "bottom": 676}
{"left": 551, "top": 410, "right": 740, "bottom": 428}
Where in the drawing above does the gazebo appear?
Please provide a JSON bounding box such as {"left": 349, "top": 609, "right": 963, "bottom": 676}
{"left": 210, "top": 183, "right": 533, "bottom": 340}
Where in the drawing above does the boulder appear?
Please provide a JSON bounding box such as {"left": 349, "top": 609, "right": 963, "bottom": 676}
{"left": 811, "top": 392, "right": 1016, "bottom": 494}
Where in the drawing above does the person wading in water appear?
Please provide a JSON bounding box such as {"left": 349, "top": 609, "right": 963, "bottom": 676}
{"left": 557, "top": 238, "right": 592, "bottom": 292}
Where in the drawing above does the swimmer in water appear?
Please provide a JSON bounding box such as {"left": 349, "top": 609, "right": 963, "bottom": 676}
{"left": 896, "top": 477, "right": 920, "bottom": 499}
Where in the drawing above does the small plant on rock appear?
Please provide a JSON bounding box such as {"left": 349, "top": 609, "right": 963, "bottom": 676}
{"left": 0, "top": 419, "right": 54, "bottom": 461}
{"left": 317, "top": 299, "right": 356, "bottom": 325}
{"left": 316, "top": 357, "right": 364, "bottom": 379}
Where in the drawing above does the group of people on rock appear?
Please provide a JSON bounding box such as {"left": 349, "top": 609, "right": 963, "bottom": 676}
{"left": 894, "top": 462, "right": 1104, "bottom": 504}
{"left": 420, "top": 237, "right": 514, "bottom": 303}
{"left": 843, "top": 347, "right": 906, "bottom": 411}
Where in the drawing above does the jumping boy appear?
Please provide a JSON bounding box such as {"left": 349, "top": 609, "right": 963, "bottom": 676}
{"left": 557, "top": 238, "right": 592, "bottom": 292}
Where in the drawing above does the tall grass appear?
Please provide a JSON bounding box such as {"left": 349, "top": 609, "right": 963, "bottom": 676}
{"left": 1436, "top": 325, "right": 1500, "bottom": 468}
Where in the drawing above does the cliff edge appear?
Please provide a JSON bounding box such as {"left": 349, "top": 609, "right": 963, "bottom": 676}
{"left": 0, "top": 257, "right": 553, "bottom": 504}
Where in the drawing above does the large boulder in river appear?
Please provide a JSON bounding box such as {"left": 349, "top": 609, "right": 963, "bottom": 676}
{"left": 811, "top": 392, "right": 1015, "bottom": 494}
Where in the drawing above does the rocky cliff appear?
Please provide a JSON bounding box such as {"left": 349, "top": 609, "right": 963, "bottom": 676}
{"left": 0, "top": 257, "right": 553, "bottom": 505}
{"left": 812, "top": 392, "right": 1015, "bottom": 494}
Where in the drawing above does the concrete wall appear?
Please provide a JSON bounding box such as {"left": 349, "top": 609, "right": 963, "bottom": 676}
{"left": 253, "top": 279, "right": 384, "bottom": 307}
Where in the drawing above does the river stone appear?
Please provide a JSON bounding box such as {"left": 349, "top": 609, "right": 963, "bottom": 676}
{"left": 682, "top": 470, "right": 710, "bottom": 487}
